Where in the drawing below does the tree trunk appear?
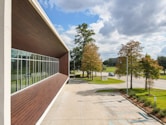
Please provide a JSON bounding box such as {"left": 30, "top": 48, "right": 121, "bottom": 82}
{"left": 130, "top": 53, "right": 133, "bottom": 89}
{"left": 148, "top": 82, "right": 150, "bottom": 96}
{"left": 82, "top": 71, "right": 85, "bottom": 78}
{"left": 101, "top": 72, "right": 102, "bottom": 80}
{"left": 145, "top": 77, "right": 148, "bottom": 90}
{"left": 130, "top": 73, "right": 133, "bottom": 89}
{"left": 87, "top": 71, "right": 89, "bottom": 79}
{"left": 92, "top": 71, "right": 93, "bottom": 80}
{"left": 164, "top": 69, "right": 166, "bottom": 75}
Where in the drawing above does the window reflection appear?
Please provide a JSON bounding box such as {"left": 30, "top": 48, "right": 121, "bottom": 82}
{"left": 11, "top": 48, "right": 59, "bottom": 93}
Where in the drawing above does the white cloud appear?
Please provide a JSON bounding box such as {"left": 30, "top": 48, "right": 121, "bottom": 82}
{"left": 40, "top": 0, "right": 166, "bottom": 60}
{"left": 159, "top": 47, "right": 166, "bottom": 56}
{"left": 40, "top": 0, "right": 106, "bottom": 12}
{"left": 57, "top": 25, "right": 77, "bottom": 49}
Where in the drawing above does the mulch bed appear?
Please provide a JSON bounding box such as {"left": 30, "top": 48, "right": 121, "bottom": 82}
{"left": 121, "top": 93, "right": 166, "bottom": 124}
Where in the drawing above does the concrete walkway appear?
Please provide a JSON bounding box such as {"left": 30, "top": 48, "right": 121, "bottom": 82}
{"left": 41, "top": 79, "right": 162, "bottom": 125}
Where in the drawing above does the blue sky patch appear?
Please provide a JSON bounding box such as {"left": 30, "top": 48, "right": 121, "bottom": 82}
{"left": 40, "top": 4, "right": 99, "bottom": 30}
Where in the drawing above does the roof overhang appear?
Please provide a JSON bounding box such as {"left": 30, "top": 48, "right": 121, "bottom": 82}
{"left": 12, "top": 0, "right": 69, "bottom": 58}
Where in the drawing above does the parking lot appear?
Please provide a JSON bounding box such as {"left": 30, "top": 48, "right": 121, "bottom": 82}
{"left": 41, "top": 79, "right": 162, "bottom": 125}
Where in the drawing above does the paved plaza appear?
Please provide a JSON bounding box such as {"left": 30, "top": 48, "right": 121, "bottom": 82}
{"left": 41, "top": 79, "right": 162, "bottom": 125}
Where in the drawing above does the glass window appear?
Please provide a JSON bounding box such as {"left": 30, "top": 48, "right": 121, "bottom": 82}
{"left": 11, "top": 49, "right": 18, "bottom": 58}
{"left": 11, "top": 48, "right": 59, "bottom": 94}
{"left": 11, "top": 59, "right": 17, "bottom": 93}
{"left": 22, "top": 59, "right": 26, "bottom": 89}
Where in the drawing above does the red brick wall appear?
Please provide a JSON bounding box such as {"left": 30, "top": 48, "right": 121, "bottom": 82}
{"left": 11, "top": 73, "right": 68, "bottom": 125}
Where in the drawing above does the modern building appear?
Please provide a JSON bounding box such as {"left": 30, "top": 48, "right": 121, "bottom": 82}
{"left": 0, "top": 0, "right": 69, "bottom": 124}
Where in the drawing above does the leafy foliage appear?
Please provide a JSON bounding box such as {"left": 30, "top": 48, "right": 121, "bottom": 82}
{"left": 103, "top": 58, "right": 117, "bottom": 66}
{"left": 159, "top": 109, "right": 166, "bottom": 118}
{"left": 81, "top": 43, "right": 102, "bottom": 79}
{"left": 152, "top": 107, "right": 161, "bottom": 115}
{"left": 157, "top": 56, "right": 166, "bottom": 74}
{"left": 116, "top": 40, "right": 143, "bottom": 89}
{"left": 70, "top": 23, "right": 95, "bottom": 71}
{"left": 140, "top": 54, "right": 162, "bottom": 90}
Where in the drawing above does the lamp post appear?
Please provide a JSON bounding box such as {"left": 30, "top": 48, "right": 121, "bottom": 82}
{"left": 126, "top": 56, "right": 129, "bottom": 95}
{"left": 74, "top": 60, "right": 75, "bottom": 78}
{"left": 119, "top": 56, "right": 128, "bottom": 95}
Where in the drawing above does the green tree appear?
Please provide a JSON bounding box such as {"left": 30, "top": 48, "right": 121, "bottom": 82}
{"left": 157, "top": 56, "right": 166, "bottom": 75}
{"left": 103, "top": 58, "right": 117, "bottom": 66}
{"left": 81, "top": 43, "right": 102, "bottom": 80}
{"left": 70, "top": 23, "right": 95, "bottom": 76}
{"left": 140, "top": 54, "right": 162, "bottom": 90}
{"left": 70, "top": 47, "right": 81, "bottom": 70}
{"left": 116, "top": 40, "right": 143, "bottom": 89}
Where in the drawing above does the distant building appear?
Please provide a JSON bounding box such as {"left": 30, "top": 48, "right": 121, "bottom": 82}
{"left": 0, "top": 0, "right": 69, "bottom": 124}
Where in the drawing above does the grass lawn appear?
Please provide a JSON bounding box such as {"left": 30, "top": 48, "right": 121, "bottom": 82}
{"left": 97, "top": 88, "right": 166, "bottom": 109}
{"left": 160, "top": 75, "right": 166, "bottom": 80}
{"left": 96, "top": 89, "right": 118, "bottom": 93}
{"left": 104, "top": 66, "right": 116, "bottom": 72}
{"left": 129, "top": 88, "right": 166, "bottom": 109}
{"left": 84, "top": 76, "right": 124, "bottom": 84}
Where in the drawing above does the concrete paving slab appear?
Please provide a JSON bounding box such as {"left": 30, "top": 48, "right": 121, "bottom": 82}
{"left": 41, "top": 79, "right": 162, "bottom": 125}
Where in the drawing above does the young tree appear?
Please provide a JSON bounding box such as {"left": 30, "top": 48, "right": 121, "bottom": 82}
{"left": 157, "top": 56, "right": 166, "bottom": 75}
{"left": 70, "top": 23, "right": 95, "bottom": 76}
{"left": 116, "top": 40, "right": 143, "bottom": 89}
{"left": 81, "top": 43, "right": 102, "bottom": 80}
{"left": 140, "top": 54, "right": 162, "bottom": 90}
{"left": 70, "top": 47, "right": 81, "bottom": 70}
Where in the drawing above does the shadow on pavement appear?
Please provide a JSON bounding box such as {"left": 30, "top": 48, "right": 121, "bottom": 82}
{"left": 76, "top": 87, "right": 121, "bottom": 97}
{"left": 68, "top": 78, "right": 87, "bottom": 84}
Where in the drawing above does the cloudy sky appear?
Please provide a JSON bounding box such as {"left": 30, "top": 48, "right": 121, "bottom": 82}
{"left": 39, "top": 0, "right": 166, "bottom": 60}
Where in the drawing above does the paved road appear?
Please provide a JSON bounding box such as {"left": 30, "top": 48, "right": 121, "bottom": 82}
{"left": 113, "top": 75, "right": 166, "bottom": 90}
{"left": 88, "top": 72, "right": 166, "bottom": 90}
{"left": 41, "top": 79, "right": 162, "bottom": 125}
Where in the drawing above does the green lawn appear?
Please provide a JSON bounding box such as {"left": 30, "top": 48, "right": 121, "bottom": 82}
{"left": 160, "top": 75, "right": 166, "bottom": 80}
{"left": 104, "top": 66, "right": 116, "bottom": 72}
{"left": 96, "top": 89, "right": 118, "bottom": 93}
{"left": 129, "top": 88, "right": 166, "bottom": 109}
{"left": 84, "top": 76, "right": 124, "bottom": 84}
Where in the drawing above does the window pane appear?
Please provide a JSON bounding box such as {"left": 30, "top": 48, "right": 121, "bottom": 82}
{"left": 17, "top": 60, "right": 21, "bottom": 91}
{"left": 22, "top": 59, "right": 26, "bottom": 89}
{"left": 11, "top": 48, "right": 60, "bottom": 93}
{"left": 11, "top": 49, "right": 18, "bottom": 58}
{"left": 11, "top": 59, "right": 17, "bottom": 93}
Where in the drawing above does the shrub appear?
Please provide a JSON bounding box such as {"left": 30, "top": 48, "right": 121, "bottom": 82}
{"left": 132, "top": 95, "right": 137, "bottom": 99}
{"left": 152, "top": 107, "right": 160, "bottom": 115}
{"left": 137, "top": 96, "right": 141, "bottom": 102}
{"left": 143, "top": 100, "right": 151, "bottom": 107}
{"left": 75, "top": 74, "right": 81, "bottom": 78}
{"left": 128, "top": 91, "right": 136, "bottom": 97}
{"left": 159, "top": 109, "right": 166, "bottom": 118}
{"left": 133, "top": 95, "right": 139, "bottom": 100}
{"left": 139, "top": 98, "right": 147, "bottom": 103}
{"left": 119, "top": 89, "right": 125, "bottom": 93}
{"left": 150, "top": 103, "right": 157, "bottom": 108}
